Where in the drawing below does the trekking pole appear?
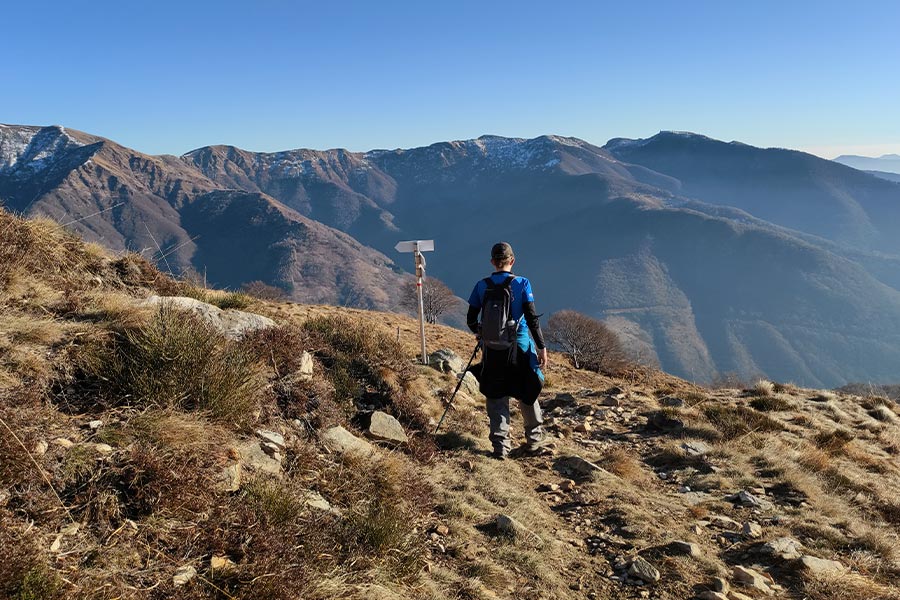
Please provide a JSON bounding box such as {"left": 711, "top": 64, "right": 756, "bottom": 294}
{"left": 433, "top": 342, "right": 480, "bottom": 434}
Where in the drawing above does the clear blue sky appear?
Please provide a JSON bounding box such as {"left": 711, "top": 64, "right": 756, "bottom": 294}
{"left": 4, "top": 0, "right": 899, "bottom": 157}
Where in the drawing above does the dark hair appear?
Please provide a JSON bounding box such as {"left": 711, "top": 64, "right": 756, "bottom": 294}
{"left": 491, "top": 242, "right": 514, "bottom": 262}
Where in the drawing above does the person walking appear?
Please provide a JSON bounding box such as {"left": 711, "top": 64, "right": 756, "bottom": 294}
{"left": 467, "top": 242, "right": 549, "bottom": 459}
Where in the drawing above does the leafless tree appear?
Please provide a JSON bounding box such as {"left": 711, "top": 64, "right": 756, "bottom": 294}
{"left": 241, "top": 280, "right": 287, "bottom": 301}
{"left": 546, "top": 310, "right": 628, "bottom": 373}
{"left": 399, "top": 276, "right": 460, "bottom": 324}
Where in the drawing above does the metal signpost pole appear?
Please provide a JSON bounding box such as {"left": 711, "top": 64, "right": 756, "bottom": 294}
{"left": 394, "top": 239, "right": 435, "bottom": 366}
{"left": 415, "top": 243, "right": 428, "bottom": 364}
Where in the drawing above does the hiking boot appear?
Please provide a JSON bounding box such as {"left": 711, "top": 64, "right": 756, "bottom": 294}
{"left": 490, "top": 449, "right": 508, "bottom": 461}
{"left": 521, "top": 437, "right": 554, "bottom": 456}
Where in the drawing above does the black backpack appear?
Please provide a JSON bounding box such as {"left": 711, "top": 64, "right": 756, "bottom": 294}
{"left": 480, "top": 275, "right": 520, "bottom": 353}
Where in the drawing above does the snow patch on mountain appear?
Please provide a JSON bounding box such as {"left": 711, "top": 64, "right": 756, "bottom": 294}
{"left": 0, "top": 125, "right": 87, "bottom": 177}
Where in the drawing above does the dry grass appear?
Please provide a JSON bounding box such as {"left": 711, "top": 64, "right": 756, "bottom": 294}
{"left": 700, "top": 404, "right": 783, "bottom": 440}
{"left": 76, "top": 304, "right": 261, "bottom": 425}
{"left": 803, "top": 572, "right": 900, "bottom": 599}
{"left": 752, "top": 379, "right": 775, "bottom": 396}
{"left": 597, "top": 446, "right": 649, "bottom": 482}
{"left": 5, "top": 209, "right": 900, "bottom": 599}
{"left": 750, "top": 394, "right": 795, "bottom": 412}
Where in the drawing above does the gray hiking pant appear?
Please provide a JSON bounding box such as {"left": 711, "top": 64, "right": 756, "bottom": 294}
{"left": 486, "top": 396, "right": 543, "bottom": 454}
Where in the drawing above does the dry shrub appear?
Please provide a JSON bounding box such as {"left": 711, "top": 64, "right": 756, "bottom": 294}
{"left": 597, "top": 446, "right": 647, "bottom": 481}
{"left": 1, "top": 315, "right": 67, "bottom": 346}
{"left": 325, "top": 454, "right": 428, "bottom": 578}
{"left": 213, "top": 291, "right": 253, "bottom": 310}
{"left": 709, "top": 371, "right": 751, "bottom": 389}
{"left": 645, "top": 443, "right": 710, "bottom": 471}
{"left": 803, "top": 572, "right": 900, "bottom": 600}
{"left": 111, "top": 252, "right": 180, "bottom": 294}
{"left": 243, "top": 324, "right": 311, "bottom": 377}
{"left": 195, "top": 453, "right": 429, "bottom": 599}
{"left": 773, "top": 381, "right": 799, "bottom": 394}
{"left": 750, "top": 395, "right": 794, "bottom": 412}
{"left": 752, "top": 379, "right": 775, "bottom": 397}
{"left": 701, "top": 404, "right": 783, "bottom": 440}
{"left": 860, "top": 396, "right": 894, "bottom": 410}
{"left": 812, "top": 391, "right": 839, "bottom": 403}
{"left": 870, "top": 406, "right": 899, "bottom": 424}
{"left": 0, "top": 523, "right": 61, "bottom": 600}
{"left": 0, "top": 213, "right": 103, "bottom": 289}
{"left": 815, "top": 428, "right": 854, "bottom": 454}
{"left": 797, "top": 444, "right": 832, "bottom": 473}
{"left": 302, "top": 315, "right": 430, "bottom": 440}
{"left": 82, "top": 304, "right": 259, "bottom": 425}
{"left": 681, "top": 390, "right": 711, "bottom": 407}
{"left": 245, "top": 478, "right": 304, "bottom": 525}
{"left": 241, "top": 280, "right": 287, "bottom": 301}
{"left": 877, "top": 502, "right": 900, "bottom": 526}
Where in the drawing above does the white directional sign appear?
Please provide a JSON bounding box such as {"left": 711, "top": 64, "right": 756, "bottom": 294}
{"left": 395, "top": 240, "right": 434, "bottom": 253}
{"left": 396, "top": 239, "right": 436, "bottom": 364}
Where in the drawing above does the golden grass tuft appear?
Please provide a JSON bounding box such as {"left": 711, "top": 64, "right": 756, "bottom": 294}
{"left": 752, "top": 379, "right": 775, "bottom": 396}
{"left": 597, "top": 446, "right": 649, "bottom": 482}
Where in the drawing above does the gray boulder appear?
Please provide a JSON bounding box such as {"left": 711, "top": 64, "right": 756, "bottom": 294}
{"left": 628, "top": 556, "right": 661, "bottom": 583}
{"left": 303, "top": 490, "right": 342, "bottom": 516}
{"left": 141, "top": 295, "right": 275, "bottom": 339}
{"left": 732, "top": 490, "right": 775, "bottom": 511}
{"left": 256, "top": 429, "right": 285, "bottom": 450}
{"left": 732, "top": 566, "right": 774, "bottom": 595}
{"left": 296, "top": 351, "right": 314, "bottom": 377}
{"left": 322, "top": 426, "right": 376, "bottom": 459}
{"left": 799, "top": 555, "right": 846, "bottom": 575}
{"left": 457, "top": 371, "right": 482, "bottom": 398}
{"left": 681, "top": 440, "right": 711, "bottom": 456}
{"left": 367, "top": 411, "right": 409, "bottom": 444}
{"left": 428, "top": 349, "right": 466, "bottom": 374}
{"left": 559, "top": 455, "right": 614, "bottom": 479}
{"left": 670, "top": 540, "right": 702, "bottom": 558}
{"left": 763, "top": 536, "right": 803, "bottom": 560}
{"left": 236, "top": 441, "right": 282, "bottom": 476}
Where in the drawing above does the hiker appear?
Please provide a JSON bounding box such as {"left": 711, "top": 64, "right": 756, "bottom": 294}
{"left": 467, "top": 242, "right": 548, "bottom": 459}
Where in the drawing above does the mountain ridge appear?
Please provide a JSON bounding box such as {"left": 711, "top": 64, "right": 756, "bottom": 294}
{"left": 4, "top": 123, "right": 900, "bottom": 386}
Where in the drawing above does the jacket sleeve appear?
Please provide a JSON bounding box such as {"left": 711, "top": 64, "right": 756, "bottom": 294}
{"left": 523, "top": 301, "right": 546, "bottom": 349}
{"left": 467, "top": 304, "right": 480, "bottom": 334}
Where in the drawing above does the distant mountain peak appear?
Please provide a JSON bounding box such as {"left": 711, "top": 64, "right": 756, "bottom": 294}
{"left": 0, "top": 123, "right": 99, "bottom": 178}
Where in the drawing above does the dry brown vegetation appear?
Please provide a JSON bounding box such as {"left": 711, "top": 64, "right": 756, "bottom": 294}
{"left": 2, "top": 211, "right": 900, "bottom": 599}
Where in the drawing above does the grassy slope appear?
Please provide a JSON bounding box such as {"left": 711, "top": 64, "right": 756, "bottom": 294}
{"left": 1, "top": 211, "right": 900, "bottom": 600}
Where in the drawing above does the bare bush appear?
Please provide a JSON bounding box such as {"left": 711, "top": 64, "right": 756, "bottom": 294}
{"left": 242, "top": 280, "right": 287, "bottom": 301}
{"left": 545, "top": 310, "right": 627, "bottom": 373}
{"left": 398, "top": 276, "right": 459, "bottom": 324}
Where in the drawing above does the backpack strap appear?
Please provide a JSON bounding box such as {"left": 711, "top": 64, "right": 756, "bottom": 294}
{"left": 484, "top": 275, "right": 515, "bottom": 289}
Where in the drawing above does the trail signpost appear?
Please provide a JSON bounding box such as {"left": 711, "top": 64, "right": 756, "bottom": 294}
{"left": 395, "top": 240, "right": 435, "bottom": 364}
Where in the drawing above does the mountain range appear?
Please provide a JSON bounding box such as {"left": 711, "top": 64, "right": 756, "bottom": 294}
{"left": 3, "top": 123, "right": 900, "bottom": 388}
{"left": 834, "top": 153, "right": 900, "bottom": 175}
